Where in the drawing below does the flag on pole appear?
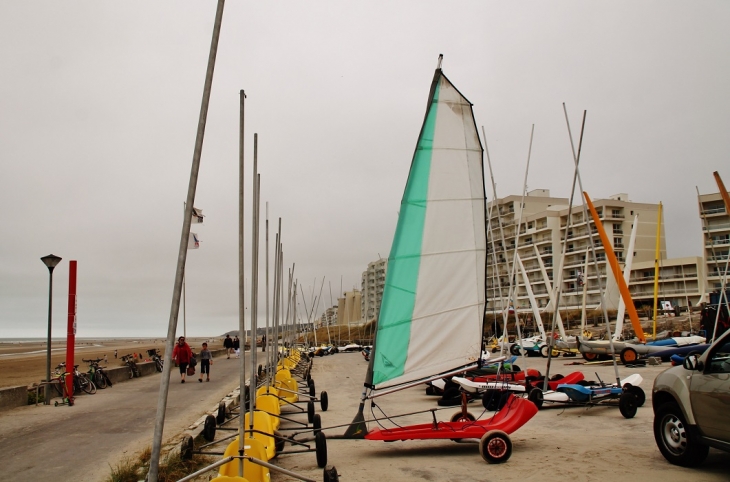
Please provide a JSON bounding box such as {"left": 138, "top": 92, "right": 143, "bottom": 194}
{"left": 188, "top": 232, "right": 200, "bottom": 249}
{"left": 191, "top": 207, "right": 205, "bottom": 224}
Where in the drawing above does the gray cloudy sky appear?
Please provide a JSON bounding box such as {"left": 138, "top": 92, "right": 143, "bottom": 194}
{"left": 1, "top": 1, "right": 729, "bottom": 338}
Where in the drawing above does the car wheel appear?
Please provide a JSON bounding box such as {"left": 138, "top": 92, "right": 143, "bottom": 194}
{"left": 653, "top": 401, "right": 709, "bottom": 467}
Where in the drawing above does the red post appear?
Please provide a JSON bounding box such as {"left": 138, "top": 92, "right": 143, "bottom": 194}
{"left": 65, "top": 261, "right": 77, "bottom": 399}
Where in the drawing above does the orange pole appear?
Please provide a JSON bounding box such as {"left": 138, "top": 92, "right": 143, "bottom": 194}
{"left": 583, "top": 192, "right": 646, "bottom": 343}
{"left": 714, "top": 171, "right": 730, "bottom": 214}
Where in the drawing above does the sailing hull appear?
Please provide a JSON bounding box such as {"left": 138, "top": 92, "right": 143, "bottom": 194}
{"left": 365, "top": 395, "right": 537, "bottom": 441}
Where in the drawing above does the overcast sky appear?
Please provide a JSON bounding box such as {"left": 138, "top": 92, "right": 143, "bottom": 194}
{"left": 1, "top": 1, "right": 728, "bottom": 339}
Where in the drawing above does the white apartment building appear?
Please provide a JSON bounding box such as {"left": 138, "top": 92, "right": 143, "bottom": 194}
{"left": 487, "top": 190, "right": 664, "bottom": 313}
{"left": 698, "top": 192, "right": 730, "bottom": 295}
{"left": 361, "top": 258, "right": 387, "bottom": 323}
{"left": 629, "top": 257, "right": 706, "bottom": 309}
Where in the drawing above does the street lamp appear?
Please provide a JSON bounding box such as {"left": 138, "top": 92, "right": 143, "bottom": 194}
{"left": 41, "top": 254, "right": 62, "bottom": 404}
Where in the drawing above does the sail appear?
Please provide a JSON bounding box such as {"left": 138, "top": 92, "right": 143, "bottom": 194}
{"left": 368, "top": 68, "right": 486, "bottom": 390}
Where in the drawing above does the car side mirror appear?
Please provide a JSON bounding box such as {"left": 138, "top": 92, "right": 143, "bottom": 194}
{"left": 683, "top": 354, "right": 704, "bottom": 371}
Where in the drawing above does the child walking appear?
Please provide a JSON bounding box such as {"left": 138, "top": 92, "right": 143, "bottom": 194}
{"left": 199, "top": 342, "right": 212, "bottom": 382}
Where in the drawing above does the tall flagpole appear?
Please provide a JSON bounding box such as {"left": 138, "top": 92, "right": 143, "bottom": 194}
{"left": 147, "top": 2, "right": 225, "bottom": 480}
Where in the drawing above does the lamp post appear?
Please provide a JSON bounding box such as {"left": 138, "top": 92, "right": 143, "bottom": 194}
{"left": 41, "top": 254, "right": 62, "bottom": 404}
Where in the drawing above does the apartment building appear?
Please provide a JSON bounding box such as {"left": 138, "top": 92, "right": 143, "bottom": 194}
{"left": 336, "top": 290, "right": 362, "bottom": 326}
{"left": 698, "top": 192, "right": 730, "bottom": 295}
{"left": 361, "top": 258, "right": 387, "bottom": 323}
{"left": 487, "top": 190, "right": 664, "bottom": 312}
{"left": 629, "top": 257, "right": 706, "bottom": 309}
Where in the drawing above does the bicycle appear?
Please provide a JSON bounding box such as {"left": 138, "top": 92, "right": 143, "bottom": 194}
{"left": 54, "top": 362, "right": 96, "bottom": 395}
{"left": 147, "top": 348, "right": 163, "bottom": 372}
{"left": 121, "top": 354, "right": 142, "bottom": 378}
{"left": 83, "top": 358, "right": 112, "bottom": 389}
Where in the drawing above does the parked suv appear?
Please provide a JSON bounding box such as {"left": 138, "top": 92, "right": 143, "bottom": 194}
{"left": 652, "top": 328, "right": 730, "bottom": 466}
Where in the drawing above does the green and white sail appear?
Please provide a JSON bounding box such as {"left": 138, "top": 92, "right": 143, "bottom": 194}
{"left": 368, "top": 67, "right": 486, "bottom": 390}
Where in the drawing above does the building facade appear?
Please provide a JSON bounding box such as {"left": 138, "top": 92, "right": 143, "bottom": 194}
{"left": 698, "top": 192, "right": 730, "bottom": 296}
{"left": 361, "top": 258, "right": 387, "bottom": 323}
{"left": 487, "top": 190, "right": 664, "bottom": 313}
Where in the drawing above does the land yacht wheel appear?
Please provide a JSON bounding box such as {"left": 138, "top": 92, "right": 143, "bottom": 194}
{"left": 528, "top": 387, "right": 544, "bottom": 409}
{"left": 449, "top": 411, "right": 476, "bottom": 423}
{"left": 623, "top": 383, "right": 646, "bottom": 407}
{"left": 315, "top": 432, "right": 328, "bottom": 468}
{"left": 217, "top": 401, "right": 227, "bottom": 424}
{"left": 313, "top": 413, "right": 322, "bottom": 435}
{"left": 307, "top": 400, "right": 315, "bottom": 423}
{"left": 180, "top": 434, "right": 194, "bottom": 460}
{"left": 619, "top": 392, "right": 638, "bottom": 419}
{"left": 320, "top": 391, "right": 329, "bottom": 411}
{"left": 479, "top": 430, "right": 512, "bottom": 463}
{"left": 203, "top": 414, "right": 216, "bottom": 441}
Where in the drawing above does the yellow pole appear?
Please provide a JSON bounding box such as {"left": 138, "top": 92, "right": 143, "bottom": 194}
{"left": 584, "top": 192, "right": 646, "bottom": 343}
{"left": 652, "top": 202, "right": 662, "bottom": 339}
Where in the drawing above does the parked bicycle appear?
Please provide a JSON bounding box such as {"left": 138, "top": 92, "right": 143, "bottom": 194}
{"left": 147, "top": 348, "right": 163, "bottom": 372}
{"left": 121, "top": 354, "right": 142, "bottom": 378}
{"left": 82, "top": 357, "right": 113, "bottom": 389}
{"left": 52, "top": 362, "right": 96, "bottom": 396}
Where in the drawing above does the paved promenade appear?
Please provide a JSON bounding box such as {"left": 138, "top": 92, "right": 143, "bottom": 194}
{"left": 0, "top": 352, "right": 250, "bottom": 481}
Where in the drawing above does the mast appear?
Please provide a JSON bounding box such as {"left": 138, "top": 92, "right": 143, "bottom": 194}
{"left": 148, "top": 2, "right": 225, "bottom": 479}
{"left": 652, "top": 203, "right": 663, "bottom": 339}
{"left": 613, "top": 214, "right": 639, "bottom": 341}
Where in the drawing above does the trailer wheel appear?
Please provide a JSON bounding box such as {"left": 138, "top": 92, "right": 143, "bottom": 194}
{"left": 479, "top": 430, "right": 512, "bottom": 463}
{"left": 449, "top": 411, "right": 476, "bottom": 423}
{"left": 620, "top": 347, "right": 639, "bottom": 365}
{"left": 323, "top": 465, "right": 339, "bottom": 482}
{"left": 313, "top": 413, "right": 322, "bottom": 435}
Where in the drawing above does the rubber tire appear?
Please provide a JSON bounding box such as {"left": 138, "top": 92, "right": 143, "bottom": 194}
{"left": 274, "top": 430, "right": 285, "bottom": 453}
{"left": 540, "top": 345, "right": 550, "bottom": 358}
{"left": 323, "top": 465, "right": 339, "bottom": 482}
{"left": 482, "top": 390, "right": 509, "bottom": 411}
{"left": 449, "top": 411, "right": 476, "bottom": 423}
{"left": 479, "top": 430, "right": 512, "bottom": 464}
{"left": 320, "top": 391, "right": 329, "bottom": 412}
{"left": 79, "top": 376, "right": 95, "bottom": 395}
{"left": 528, "top": 388, "right": 544, "bottom": 409}
{"left": 180, "top": 434, "right": 194, "bottom": 460}
{"left": 315, "top": 432, "right": 328, "bottom": 468}
{"left": 582, "top": 351, "right": 599, "bottom": 362}
{"left": 653, "top": 401, "right": 709, "bottom": 467}
{"left": 217, "top": 401, "right": 227, "bottom": 424}
{"left": 620, "top": 347, "right": 639, "bottom": 365}
{"left": 309, "top": 384, "right": 316, "bottom": 397}
{"left": 155, "top": 359, "right": 163, "bottom": 372}
{"left": 203, "top": 414, "right": 217, "bottom": 441}
{"left": 510, "top": 365, "right": 521, "bottom": 373}
{"left": 95, "top": 371, "right": 107, "bottom": 389}
{"left": 623, "top": 384, "right": 646, "bottom": 407}
{"left": 313, "top": 413, "right": 322, "bottom": 435}
{"left": 510, "top": 344, "right": 522, "bottom": 356}
{"left": 307, "top": 400, "right": 315, "bottom": 423}
{"left": 128, "top": 366, "right": 134, "bottom": 379}
{"left": 618, "top": 392, "right": 638, "bottom": 419}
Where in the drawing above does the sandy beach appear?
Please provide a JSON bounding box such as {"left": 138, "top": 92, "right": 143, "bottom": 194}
{"left": 0, "top": 337, "right": 224, "bottom": 389}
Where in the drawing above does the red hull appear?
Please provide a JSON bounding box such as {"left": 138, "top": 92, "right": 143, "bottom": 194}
{"left": 472, "top": 368, "right": 541, "bottom": 383}
{"left": 365, "top": 394, "right": 537, "bottom": 441}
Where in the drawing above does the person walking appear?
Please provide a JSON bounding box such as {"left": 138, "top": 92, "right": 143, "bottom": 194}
{"left": 199, "top": 342, "right": 212, "bottom": 382}
{"left": 233, "top": 336, "right": 240, "bottom": 358}
{"left": 172, "top": 336, "right": 193, "bottom": 383}
{"left": 114, "top": 349, "right": 117, "bottom": 359}
{"left": 261, "top": 334, "right": 266, "bottom": 352}
{"left": 223, "top": 334, "right": 233, "bottom": 359}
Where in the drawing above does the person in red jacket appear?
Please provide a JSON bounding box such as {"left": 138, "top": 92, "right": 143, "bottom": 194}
{"left": 172, "top": 336, "right": 193, "bottom": 383}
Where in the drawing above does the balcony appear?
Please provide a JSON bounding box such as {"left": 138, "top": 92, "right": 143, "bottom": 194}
{"left": 701, "top": 207, "right": 726, "bottom": 215}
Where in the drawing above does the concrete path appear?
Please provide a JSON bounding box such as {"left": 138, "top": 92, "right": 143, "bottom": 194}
{"left": 0, "top": 352, "right": 252, "bottom": 481}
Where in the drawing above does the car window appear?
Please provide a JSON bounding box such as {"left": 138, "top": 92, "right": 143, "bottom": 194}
{"left": 707, "top": 341, "right": 730, "bottom": 374}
